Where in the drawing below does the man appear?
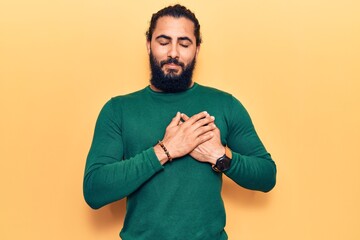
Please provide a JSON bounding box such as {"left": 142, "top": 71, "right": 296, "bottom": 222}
{"left": 83, "top": 4, "right": 276, "bottom": 240}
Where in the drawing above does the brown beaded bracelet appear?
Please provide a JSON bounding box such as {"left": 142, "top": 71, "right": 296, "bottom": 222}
{"left": 158, "top": 140, "right": 172, "bottom": 162}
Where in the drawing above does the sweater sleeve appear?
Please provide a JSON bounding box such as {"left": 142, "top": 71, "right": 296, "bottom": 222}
{"left": 83, "top": 99, "right": 164, "bottom": 209}
{"left": 224, "top": 96, "right": 276, "bottom": 192}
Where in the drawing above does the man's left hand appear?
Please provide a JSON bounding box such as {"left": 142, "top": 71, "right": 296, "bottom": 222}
{"left": 181, "top": 113, "right": 225, "bottom": 165}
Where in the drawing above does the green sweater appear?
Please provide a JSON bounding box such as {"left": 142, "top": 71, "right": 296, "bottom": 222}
{"left": 83, "top": 83, "right": 276, "bottom": 240}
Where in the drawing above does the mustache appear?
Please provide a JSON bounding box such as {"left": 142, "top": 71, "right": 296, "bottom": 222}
{"left": 160, "top": 58, "right": 185, "bottom": 68}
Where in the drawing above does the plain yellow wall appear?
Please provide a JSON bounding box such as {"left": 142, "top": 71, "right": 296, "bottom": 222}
{"left": 1, "top": 0, "right": 359, "bottom": 239}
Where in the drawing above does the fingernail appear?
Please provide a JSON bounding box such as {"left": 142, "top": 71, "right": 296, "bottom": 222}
{"left": 211, "top": 116, "right": 215, "bottom": 120}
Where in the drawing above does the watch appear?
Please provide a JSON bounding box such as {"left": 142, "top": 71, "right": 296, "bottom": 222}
{"left": 212, "top": 154, "right": 232, "bottom": 173}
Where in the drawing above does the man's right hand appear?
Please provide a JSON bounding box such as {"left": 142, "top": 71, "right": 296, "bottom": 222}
{"left": 154, "top": 111, "right": 216, "bottom": 164}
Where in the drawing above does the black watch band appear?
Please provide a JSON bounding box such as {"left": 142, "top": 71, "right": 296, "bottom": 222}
{"left": 212, "top": 154, "right": 232, "bottom": 173}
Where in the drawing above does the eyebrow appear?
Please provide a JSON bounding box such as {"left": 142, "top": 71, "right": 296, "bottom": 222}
{"left": 178, "top": 37, "right": 193, "bottom": 43}
{"left": 155, "top": 35, "right": 171, "bottom": 41}
{"left": 155, "top": 35, "right": 193, "bottom": 44}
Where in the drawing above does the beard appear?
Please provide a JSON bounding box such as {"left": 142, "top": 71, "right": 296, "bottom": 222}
{"left": 149, "top": 52, "right": 196, "bottom": 93}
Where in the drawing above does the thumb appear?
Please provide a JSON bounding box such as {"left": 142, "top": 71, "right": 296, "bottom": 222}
{"left": 168, "top": 112, "right": 181, "bottom": 127}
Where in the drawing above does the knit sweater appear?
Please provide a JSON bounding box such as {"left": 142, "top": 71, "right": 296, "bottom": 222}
{"left": 83, "top": 83, "right": 276, "bottom": 240}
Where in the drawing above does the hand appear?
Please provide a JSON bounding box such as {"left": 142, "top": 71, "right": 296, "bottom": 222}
{"left": 155, "top": 111, "right": 216, "bottom": 163}
{"left": 181, "top": 113, "right": 225, "bottom": 165}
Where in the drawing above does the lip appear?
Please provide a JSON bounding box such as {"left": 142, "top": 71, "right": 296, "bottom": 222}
{"left": 164, "top": 63, "right": 180, "bottom": 69}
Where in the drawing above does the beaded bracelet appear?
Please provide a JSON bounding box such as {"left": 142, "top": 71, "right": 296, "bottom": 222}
{"left": 158, "top": 140, "right": 172, "bottom": 162}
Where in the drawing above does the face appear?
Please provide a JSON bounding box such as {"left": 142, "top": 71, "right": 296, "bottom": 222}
{"left": 147, "top": 16, "right": 200, "bottom": 92}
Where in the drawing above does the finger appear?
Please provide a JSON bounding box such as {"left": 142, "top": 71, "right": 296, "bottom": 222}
{"left": 192, "top": 115, "right": 215, "bottom": 130}
{"left": 196, "top": 131, "right": 214, "bottom": 145}
{"left": 179, "top": 113, "right": 189, "bottom": 125}
{"left": 194, "top": 123, "right": 217, "bottom": 137}
{"left": 185, "top": 113, "right": 215, "bottom": 126}
{"left": 213, "top": 125, "right": 221, "bottom": 134}
{"left": 208, "top": 123, "right": 219, "bottom": 131}
{"left": 208, "top": 123, "right": 216, "bottom": 128}
{"left": 180, "top": 113, "right": 190, "bottom": 121}
{"left": 186, "top": 111, "right": 210, "bottom": 125}
{"left": 167, "top": 112, "right": 181, "bottom": 128}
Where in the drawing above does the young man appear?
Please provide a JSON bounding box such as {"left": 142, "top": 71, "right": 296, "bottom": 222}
{"left": 83, "top": 4, "right": 276, "bottom": 240}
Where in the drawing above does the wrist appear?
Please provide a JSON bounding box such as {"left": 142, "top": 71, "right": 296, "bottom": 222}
{"left": 155, "top": 140, "right": 173, "bottom": 165}
{"left": 211, "top": 146, "right": 232, "bottom": 172}
{"left": 212, "top": 147, "right": 232, "bottom": 173}
{"left": 209, "top": 146, "right": 226, "bottom": 165}
{"left": 154, "top": 144, "right": 169, "bottom": 165}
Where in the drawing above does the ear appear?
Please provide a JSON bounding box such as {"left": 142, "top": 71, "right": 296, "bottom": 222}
{"left": 195, "top": 45, "right": 200, "bottom": 57}
{"left": 146, "top": 41, "right": 151, "bottom": 55}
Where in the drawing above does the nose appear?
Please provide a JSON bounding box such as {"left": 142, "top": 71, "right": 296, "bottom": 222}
{"left": 168, "top": 43, "right": 179, "bottom": 59}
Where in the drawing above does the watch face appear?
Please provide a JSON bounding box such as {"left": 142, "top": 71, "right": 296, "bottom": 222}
{"left": 218, "top": 159, "right": 226, "bottom": 170}
{"left": 215, "top": 155, "right": 231, "bottom": 172}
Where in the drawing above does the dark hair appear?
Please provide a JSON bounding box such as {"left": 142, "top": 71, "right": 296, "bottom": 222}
{"left": 146, "top": 4, "right": 202, "bottom": 46}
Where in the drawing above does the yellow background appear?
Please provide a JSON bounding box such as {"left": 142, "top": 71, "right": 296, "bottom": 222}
{"left": 1, "top": 0, "right": 359, "bottom": 239}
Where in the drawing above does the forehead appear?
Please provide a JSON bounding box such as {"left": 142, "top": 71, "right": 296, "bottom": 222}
{"left": 152, "top": 16, "right": 196, "bottom": 40}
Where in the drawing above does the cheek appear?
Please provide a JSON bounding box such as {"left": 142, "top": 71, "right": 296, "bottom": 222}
{"left": 150, "top": 44, "right": 167, "bottom": 58}
{"left": 182, "top": 51, "right": 197, "bottom": 64}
